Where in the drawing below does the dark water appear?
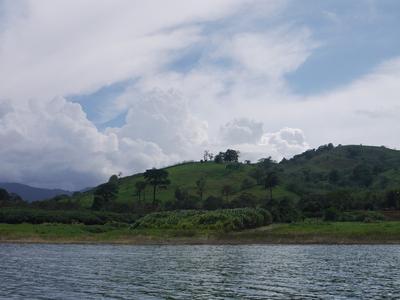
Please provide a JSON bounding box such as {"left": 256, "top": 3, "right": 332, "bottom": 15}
{"left": 0, "top": 244, "right": 400, "bottom": 299}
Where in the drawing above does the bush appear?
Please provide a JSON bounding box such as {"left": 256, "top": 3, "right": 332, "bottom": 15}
{"left": 241, "top": 178, "right": 256, "bottom": 190}
{"left": 324, "top": 207, "right": 339, "bottom": 221}
{"left": 339, "top": 211, "right": 384, "bottom": 222}
{"left": 132, "top": 208, "right": 272, "bottom": 232}
{"left": 0, "top": 208, "right": 138, "bottom": 225}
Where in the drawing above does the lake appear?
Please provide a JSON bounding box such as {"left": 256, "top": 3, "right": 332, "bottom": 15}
{"left": 0, "top": 244, "right": 399, "bottom": 299}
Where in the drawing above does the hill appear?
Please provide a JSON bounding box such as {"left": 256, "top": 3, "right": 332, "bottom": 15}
{"left": 0, "top": 182, "right": 72, "bottom": 202}
{"left": 69, "top": 144, "right": 400, "bottom": 215}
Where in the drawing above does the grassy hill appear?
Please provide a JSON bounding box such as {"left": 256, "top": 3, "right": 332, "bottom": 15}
{"left": 70, "top": 144, "right": 400, "bottom": 211}
{"left": 73, "top": 161, "right": 298, "bottom": 209}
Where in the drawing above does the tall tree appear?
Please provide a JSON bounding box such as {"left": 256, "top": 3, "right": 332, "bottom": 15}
{"left": 92, "top": 175, "right": 119, "bottom": 210}
{"left": 196, "top": 177, "right": 206, "bottom": 201}
{"left": 263, "top": 172, "right": 279, "bottom": 201}
{"left": 135, "top": 181, "right": 147, "bottom": 202}
{"left": 221, "top": 184, "right": 233, "bottom": 202}
{"left": 144, "top": 168, "right": 171, "bottom": 204}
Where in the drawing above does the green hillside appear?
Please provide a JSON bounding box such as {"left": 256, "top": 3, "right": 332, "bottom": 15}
{"left": 69, "top": 144, "right": 400, "bottom": 215}
{"left": 3, "top": 144, "right": 400, "bottom": 228}
{"left": 73, "top": 161, "right": 297, "bottom": 209}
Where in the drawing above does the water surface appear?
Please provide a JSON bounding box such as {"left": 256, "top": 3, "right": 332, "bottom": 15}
{"left": 0, "top": 244, "right": 399, "bottom": 299}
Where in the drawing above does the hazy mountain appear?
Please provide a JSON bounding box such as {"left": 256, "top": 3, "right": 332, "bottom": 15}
{"left": 0, "top": 182, "right": 73, "bottom": 202}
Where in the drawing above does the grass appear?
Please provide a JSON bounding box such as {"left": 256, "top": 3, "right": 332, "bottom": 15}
{"left": 2, "top": 221, "right": 400, "bottom": 244}
{"left": 75, "top": 162, "right": 298, "bottom": 208}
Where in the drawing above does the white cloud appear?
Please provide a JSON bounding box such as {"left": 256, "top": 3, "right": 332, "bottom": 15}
{"left": 0, "top": 0, "right": 248, "bottom": 101}
{"left": 217, "top": 120, "right": 309, "bottom": 162}
{"left": 1, "top": 0, "right": 400, "bottom": 190}
{"left": 219, "top": 27, "right": 315, "bottom": 78}
{"left": 108, "top": 88, "right": 209, "bottom": 158}
{"left": 220, "top": 118, "right": 264, "bottom": 144}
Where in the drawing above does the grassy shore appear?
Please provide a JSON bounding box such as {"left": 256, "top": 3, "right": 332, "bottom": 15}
{"left": 2, "top": 221, "right": 400, "bottom": 244}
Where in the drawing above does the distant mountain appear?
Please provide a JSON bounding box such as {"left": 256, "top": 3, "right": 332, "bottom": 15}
{"left": 0, "top": 182, "right": 73, "bottom": 202}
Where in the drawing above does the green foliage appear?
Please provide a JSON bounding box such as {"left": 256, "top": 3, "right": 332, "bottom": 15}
{"left": 203, "top": 195, "right": 224, "bottom": 210}
{"left": 230, "top": 192, "right": 258, "bottom": 208}
{"left": 0, "top": 188, "right": 24, "bottom": 207}
{"left": 339, "top": 211, "right": 384, "bottom": 222}
{"left": 164, "top": 187, "right": 198, "bottom": 210}
{"left": 265, "top": 196, "right": 301, "bottom": 222}
{"left": 60, "top": 144, "right": 400, "bottom": 224}
{"left": 241, "top": 177, "right": 256, "bottom": 190}
{"left": 0, "top": 208, "right": 138, "bottom": 225}
{"left": 214, "top": 149, "right": 239, "bottom": 163}
{"left": 324, "top": 207, "right": 339, "bottom": 221}
{"left": 132, "top": 208, "right": 272, "bottom": 232}
{"left": 92, "top": 179, "right": 118, "bottom": 210}
{"left": 144, "top": 168, "right": 171, "bottom": 203}
{"left": 196, "top": 177, "right": 206, "bottom": 201}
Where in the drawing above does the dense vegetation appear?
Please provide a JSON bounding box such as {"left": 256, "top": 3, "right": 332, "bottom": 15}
{"left": 132, "top": 208, "right": 272, "bottom": 232}
{"left": 0, "top": 207, "right": 138, "bottom": 225}
{"left": 2, "top": 145, "right": 400, "bottom": 230}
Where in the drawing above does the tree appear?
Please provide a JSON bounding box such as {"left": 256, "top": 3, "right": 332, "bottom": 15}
{"left": 328, "top": 169, "right": 340, "bottom": 183}
{"left": 203, "top": 150, "right": 214, "bottom": 162}
{"left": 263, "top": 172, "right": 279, "bottom": 201}
{"left": 196, "top": 177, "right": 206, "bottom": 201}
{"left": 92, "top": 176, "right": 119, "bottom": 210}
{"left": 258, "top": 157, "right": 274, "bottom": 170}
{"left": 231, "top": 192, "right": 258, "bottom": 208}
{"left": 135, "top": 181, "right": 147, "bottom": 202}
{"left": 352, "top": 164, "right": 373, "bottom": 187}
{"left": 203, "top": 195, "right": 224, "bottom": 210}
{"left": 144, "top": 168, "right": 171, "bottom": 204}
{"left": 386, "top": 190, "right": 400, "bottom": 209}
{"left": 214, "top": 152, "right": 224, "bottom": 163}
{"left": 224, "top": 149, "right": 239, "bottom": 162}
{"left": 249, "top": 157, "right": 277, "bottom": 185}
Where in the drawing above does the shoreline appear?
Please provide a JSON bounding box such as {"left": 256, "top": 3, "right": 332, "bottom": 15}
{"left": 2, "top": 240, "right": 400, "bottom": 245}
{"left": 2, "top": 221, "right": 400, "bottom": 245}
{"left": 2, "top": 236, "right": 400, "bottom": 246}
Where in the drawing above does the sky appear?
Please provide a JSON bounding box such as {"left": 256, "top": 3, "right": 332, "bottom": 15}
{"left": 1, "top": 0, "right": 400, "bottom": 190}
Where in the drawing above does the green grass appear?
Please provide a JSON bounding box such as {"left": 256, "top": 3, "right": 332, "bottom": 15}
{"left": 2, "top": 221, "right": 400, "bottom": 244}
{"left": 72, "top": 145, "right": 400, "bottom": 210}
{"left": 76, "top": 162, "right": 298, "bottom": 208}
{"left": 229, "top": 221, "right": 400, "bottom": 243}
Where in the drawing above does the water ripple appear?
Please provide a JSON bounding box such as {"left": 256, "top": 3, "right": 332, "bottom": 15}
{"left": 0, "top": 244, "right": 400, "bottom": 299}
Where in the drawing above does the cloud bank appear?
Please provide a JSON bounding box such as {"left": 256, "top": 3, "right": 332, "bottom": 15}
{"left": 1, "top": 0, "right": 400, "bottom": 189}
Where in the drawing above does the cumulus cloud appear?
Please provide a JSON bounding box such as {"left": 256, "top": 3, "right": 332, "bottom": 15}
{"left": 109, "top": 88, "right": 208, "bottom": 158}
{"left": 0, "top": 96, "right": 180, "bottom": 190}
{"left": 1, "top": 0, "right": 399, "bottom": 190}
{"left": 218, "top": 119, "right": 309, "bottom": 162}
{"left": 220, "top": 118, "right": 263, "bottom": 144}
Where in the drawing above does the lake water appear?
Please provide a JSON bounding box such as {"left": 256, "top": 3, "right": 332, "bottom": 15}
{"left": 0, "top": 244, "right": 399, "bottom": 299}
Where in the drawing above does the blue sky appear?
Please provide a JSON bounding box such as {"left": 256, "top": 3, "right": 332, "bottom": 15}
{"left": 71, "top": 0, "right": 400, "bottom": 128}
{"left": 1, "top": 0, "right": 400, "bottom": 189}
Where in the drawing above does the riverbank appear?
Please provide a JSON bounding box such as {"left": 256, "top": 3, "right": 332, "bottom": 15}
{"left": 1, "top": 222, "right": 400, "bottom": 244}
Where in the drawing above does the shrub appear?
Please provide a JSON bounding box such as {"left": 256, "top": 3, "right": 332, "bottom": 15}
{"left": 324, "top": 207, "right": 339, "bottom": 221}
{"left": 0, "top": 208, "right": 138, "bottom": 225}
{"left": 132, "top": 208, "right": 272, "bottom": 232}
